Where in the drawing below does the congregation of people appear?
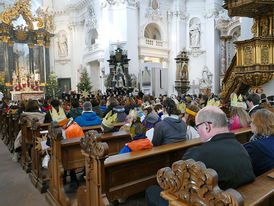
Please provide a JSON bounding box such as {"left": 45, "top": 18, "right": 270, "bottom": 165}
{"left": 0, "top": 89, "right": 273, "bottom": 205}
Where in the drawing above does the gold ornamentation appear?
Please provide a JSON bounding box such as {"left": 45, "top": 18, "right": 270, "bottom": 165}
{"left": 251, "top": 19, "right": 258, "bottom": 37}
{"left": 244, "top": 46, "right": 253, "bottom": 65}
{"left": 15, "top": 30, "right": 28, "bottom": 41}
{"left": 239, "top": 72, "right": 273, "bottom": 86}
{"left": 261, "top": 45, "right": 269, "bottom": 65}
{"left": 8, "top": 41, "right": 14, "bottom": 47}
{"left": 0, "top": 0, "right": 53, "bottom": 32}
{"left": 260, "top": 17, "right": 269, "bottom": 37}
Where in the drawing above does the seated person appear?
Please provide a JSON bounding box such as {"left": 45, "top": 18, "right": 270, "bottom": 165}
{"left": 101, "top": 111, "right": 118, "bottom": 133}
{"left": 244, "top": 109, "right": 274, "bottom": 176}
{"left": 91, "top": 98, "right": 103, "bottom": 118}
{"left": 146, "top": 106, "right": 255, "bottom": 206}
{"left": 67, "top": 100, "right": 82, "bottom": 119}
{"left": 142, "top": 104, "right": 161, "bottom": 129}
{"left": 183, "top": 104, "right": 200, "bottom": 140}
{"left": 152, "top": 98, "right": 187, "bottom": 146}
{"left": 74, "top": 101, "right": 101, "bottom": 127}
{"left": 229, "top": 93, "right": 250, "bottom": 131}
{"left": 44, "top": 99, "right": 68, "bottom": 126}
{"left": 119, "top": 118, "right": 153, "bottom": 154}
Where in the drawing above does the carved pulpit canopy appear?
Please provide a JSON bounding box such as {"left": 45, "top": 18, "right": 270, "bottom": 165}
{"left": 0, "top": 0, "right": 53, "bottom": 45}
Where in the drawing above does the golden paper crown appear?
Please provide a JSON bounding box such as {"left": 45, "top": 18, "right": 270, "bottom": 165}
{"left": 177, "top": 102, "right": 186, "bottom": 113}
{"left": 207, "top": 98, "right": 221, "bottom": 107}
{"left": 231, "top": 94, "right": 245, "bottom": 108}
{"left": 142, "top": 102, "right": 151, "bottom": 110}
{"left": 102, "top": 111, "right": 117, "bottom": 128}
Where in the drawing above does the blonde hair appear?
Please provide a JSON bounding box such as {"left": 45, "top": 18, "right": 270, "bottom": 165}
{"left": 230, "top": 107, "right": 250, "bottom": 128}
{"left": 252, "top": 109, "right": 274, "bottom": 136}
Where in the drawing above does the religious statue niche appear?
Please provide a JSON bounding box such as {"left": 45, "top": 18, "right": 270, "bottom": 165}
{"left": 0, "top": 0, "right": 53, "bottom": 99}
{"left": 174, "top": 49, "right": 190, "bottom": 95}
{"left": 189, "top": 18, "right": 201, "bottom": 48}
{"left": 106, "top": 47, "right": 132, "bottom": 88}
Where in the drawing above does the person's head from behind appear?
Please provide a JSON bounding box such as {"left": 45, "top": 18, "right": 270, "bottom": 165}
{"left": 230, "top": 107, "right": 250, "bottom": 127}
{"left": 247, "top": 93, "right": 260, "bottom": 109}
{"left": 25, "top": 100, "right": 40, "bottom": 112}
{"left": 130, "top": 118, "right": 146, "bottom": 138}
{"left": 51, "top": 99, "right": 60, "bottom": 108}
{"left": 71, "top": 100, "right": 80, "bottom": 108}
{"left": 107, "top": 96, "right": 118, "bottom": 106}
{"left": 83, "top": 101, "right": 92, "bottom": 112}
{"left": 162, "top": 98, "right": 179, "bottom": 116}
{"left": 91, "top": 98, "right": 99, "bottom": 107}
{"left": 185, "top": 104, "right": 200, "bottom": 127}
{"left": 250, "top": 109, "right": 274, "bottom": 136}
{"left": 195, "top": 106, "right": 229, "bottom": 142}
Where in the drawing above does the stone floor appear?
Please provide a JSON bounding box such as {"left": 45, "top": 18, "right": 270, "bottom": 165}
{"left": 0, "top": 139, "right": 148, "bottom": 206}
{"left": 0, "top": 140, "right": 49, "bottom": 206}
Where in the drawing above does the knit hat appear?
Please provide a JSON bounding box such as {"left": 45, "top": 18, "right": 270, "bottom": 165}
{"left": 83, "top": 102, "right": 92, "bottom": 112}
{"left": 102, "top": 111, "right": 117, "bottom": 129}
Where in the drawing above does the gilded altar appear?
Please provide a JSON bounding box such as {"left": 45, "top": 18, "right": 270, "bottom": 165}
{"left": 0, "top": 0, "right": 53, "bottom": 97}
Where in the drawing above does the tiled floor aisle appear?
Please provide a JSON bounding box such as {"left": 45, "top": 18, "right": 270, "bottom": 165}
{"left": 0, "top": 140, "right": 49, "bottom": 206}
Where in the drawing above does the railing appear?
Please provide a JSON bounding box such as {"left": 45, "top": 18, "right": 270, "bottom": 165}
{"left": 140, "top": 38, "right": 168, "bottom": 49}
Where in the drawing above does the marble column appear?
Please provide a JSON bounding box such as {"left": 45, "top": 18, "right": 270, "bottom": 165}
{"left": 28, "top": 43, "right": 34, "bottom": 74}
{"left": 220, "top": 36, "right": 227, "bottom": 75}
{"left": 45, "top": 43, "right": 50, "bottom": 82}
{"left": 8, "top": 42, "right": 15, "bottom": 82}
{"left": 38, "top": 46, "right": 45, "bottom": 83}
{"left": 3, "top": 41, "right": 10, "bottom": 83}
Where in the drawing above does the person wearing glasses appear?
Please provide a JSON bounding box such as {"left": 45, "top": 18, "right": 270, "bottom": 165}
{"left": 146, "top": 106, "right": 255, "bottom": 206}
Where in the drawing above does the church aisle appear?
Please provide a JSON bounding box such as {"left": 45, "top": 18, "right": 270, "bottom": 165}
{"left": 0, "top": 140, "right": 49, "bottom": 206}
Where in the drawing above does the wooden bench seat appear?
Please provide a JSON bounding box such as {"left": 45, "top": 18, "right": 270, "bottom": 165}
{"left": 232, "top": 127, "right": 252, "bottom": 144}
{"left": 77, "top": 134, "right": 202, "bottom": 206}
{"left": 237, "top": 169, "right": 274, "bottom": 206}
{"left": 46, "top": 122, "right": 131, "bottom": 206}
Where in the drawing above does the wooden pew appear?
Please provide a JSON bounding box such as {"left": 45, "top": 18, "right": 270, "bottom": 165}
{"left": 233, "top": 127, "right": 252, "bottom": 144}
{"left": 157, "top": 159, "right": 244, "bottom": 206}
{"left": 46, "top": 122, "right": 131, "bottom": 206}
{"left": 157, "top": 160, "right": 274, "bottom": 206}
{"left": 0, "top": 110, "right": 4, "bottom": 140}
{"left": 7, "top": 112, "right": 20, "bottom": 152}
{"left": 77, "top": 134, "right": 202, "bottom": 206}
{"left": 20, "top": 115, "right": 33, "bottom": 172}
{"left": 2, "top": 111, "right": 9, "bottom": 145}
{"left": 237, "top": 169, "right": 274, "bottom": 206}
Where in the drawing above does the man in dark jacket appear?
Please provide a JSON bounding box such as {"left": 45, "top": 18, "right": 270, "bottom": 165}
{"left": 74, "top": 101, "right": 101, "bottom": 127}
{"left": 152, "top": 98, "right": 187, "bottom": 146}
{"left": 247, "top": 93, "right": 262, "bottom": 116}
{"left": 146, "top": 106, "right": 255, "bottom": 206}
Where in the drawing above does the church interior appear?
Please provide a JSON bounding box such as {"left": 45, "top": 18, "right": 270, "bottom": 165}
{"left": 0, "top": 0, "right": 273, "bottom": 206}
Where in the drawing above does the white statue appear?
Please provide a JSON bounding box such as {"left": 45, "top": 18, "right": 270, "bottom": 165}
{"left": 12, "top": 71, "right": 17, "bottom": 84}
{"left": 142, "top": 67, "right": 151, "bottom": 86}
{"left": 189, "top": 23, "right": 200, "bottom": 48}
{"left": 130, "top": 74, "right": 137, "bottom": 88}
{"left": 199, "top": 66, "right": 212, "bottom": 89}
{"left": 118, "top": 76, "right": 124, "bottom": 87}
{"left": 58, "top": 33, "right": 68, "bottom": 57}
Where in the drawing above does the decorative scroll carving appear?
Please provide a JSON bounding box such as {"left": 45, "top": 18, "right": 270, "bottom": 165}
{"left": 80, "top": 130, "right": 109, "bottom": 157}
{"left": 48, "top": 121, "right": 63, "bottom": 141}
{"left": 31, "top": 117, "right": 41, "bottom": 131}
{"left": 0, "top": 0, "right": 51, "bottom": 31}
{"left": 238, "top": 72, "right": 273, "bottom": 86}
{"left": 244, "top": 46, "right": 253, "bottom": 65}
{"left": 261, "top": 46, "right": 269, "bottom": 65}
{"left": 251, "top": 19, "right": 258, "bottom": 37}
{"left": 157, "top": 159, "right": 243, "bottom": 206}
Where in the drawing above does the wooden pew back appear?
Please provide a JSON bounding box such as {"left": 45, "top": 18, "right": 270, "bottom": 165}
{"left": 46, "top": 122, "right": 131, "bottom": 206}
{"left": 78, "top": 134, "right": 202, "bottom": 206}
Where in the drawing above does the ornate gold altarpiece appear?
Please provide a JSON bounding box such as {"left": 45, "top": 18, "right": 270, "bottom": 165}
{"left": 220, "top": 0, "right": 273, "bottom": 100}
{"left": 0, "top": 0, "right": 53, "bottom": 100}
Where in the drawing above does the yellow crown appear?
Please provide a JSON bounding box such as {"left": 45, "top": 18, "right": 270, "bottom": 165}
{"left": 231, "top": 94, "right": 245, "bottom": 108}
{"left": 207, "top": 98, "right": 220, "bottom": 107}
{"left": 102, "top": 111, "right": 117, "bottom": 128}
{"left": 177, "top": 102, "right": 186, "bottom": 113}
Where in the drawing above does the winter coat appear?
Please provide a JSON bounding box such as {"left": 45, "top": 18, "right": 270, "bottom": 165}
{"left": 74, "top": 112, "right": 101, "bottom": 127}
{"left": 152, "top": 115, "right": 187, "bottom": 146}
{"left": 68, "top": 107, "right": 83, "bottom": 120}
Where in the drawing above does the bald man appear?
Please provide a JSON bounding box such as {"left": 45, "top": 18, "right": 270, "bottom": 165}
{"left": 146, "top": 106, "right": 255, "bottom": 206}
{"left": 182, "top": 106, "right": 255, "bottom": 189}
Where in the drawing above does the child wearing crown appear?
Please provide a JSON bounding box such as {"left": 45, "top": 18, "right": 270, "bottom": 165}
{"left": 119, "top": 118, "right": 153, "bottom": 154}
